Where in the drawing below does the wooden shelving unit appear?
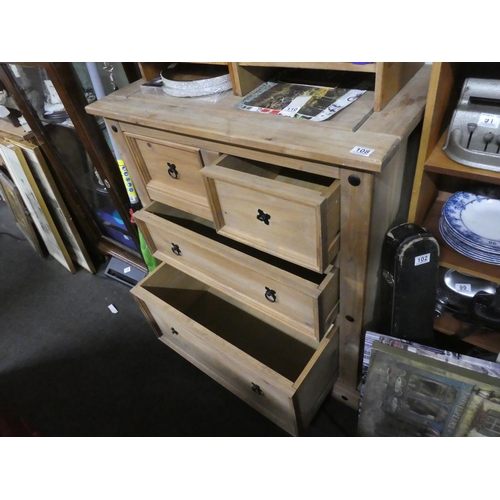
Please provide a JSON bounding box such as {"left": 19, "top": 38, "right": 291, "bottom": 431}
{"left": 137, "top": 62, "right": 424, "bottom": 112}
{"left": 409, "top": 62, "right": 500, "bottom": 354}
{"left": 435, "top": 312, "right": 500, "bottom": 353}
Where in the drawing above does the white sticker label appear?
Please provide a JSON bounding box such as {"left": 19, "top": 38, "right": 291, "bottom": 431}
{"left": 279, "top": 95, "right": 313, "bottom": 117}
{"left": 478, "top": 113, "right": 500, "bottom": 129}
{"left": 414, "top": 253, "right": 430, "bottom": 266}
{"left": 124, "top": 266, "right": 131, "bottom": 274}
{"left": 455, "top": 283, "right": 472, "bottom": 293}
{"left": 350, "top": 146, "right": 375, "bottom": 157}
{"left": 108, "top": 304, "right": 118, "bottom": 314}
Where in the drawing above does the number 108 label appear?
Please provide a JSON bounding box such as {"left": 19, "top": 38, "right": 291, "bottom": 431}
{"left": 350, "top": 146, "right": 375, "bottom": 157}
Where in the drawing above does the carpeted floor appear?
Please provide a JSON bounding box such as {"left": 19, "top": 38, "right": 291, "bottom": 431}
{"left": 0, "top": 200, "right": 359, "bottom": 437}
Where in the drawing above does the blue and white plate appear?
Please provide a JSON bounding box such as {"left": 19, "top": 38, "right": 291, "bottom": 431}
{"left": 442, "top": 192, "right": 500, "bottom": 252}
{"left": 441, "top": 215, "right": 500, "bottom": 254}
{"left": 439, "top": 218, "right": 500, "bottom": 265}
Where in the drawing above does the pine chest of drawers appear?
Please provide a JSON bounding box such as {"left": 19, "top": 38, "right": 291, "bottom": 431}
{"left": 86, "top": 65, "right": 430, "bottom": 435}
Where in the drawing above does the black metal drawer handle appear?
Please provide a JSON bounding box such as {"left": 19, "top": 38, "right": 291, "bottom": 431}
{"left": 171, "top": 243, "right": 182, "bottom": 256}
{"left": 251, "top": 383, "right": 263, "bottom": 396}
{"left": 167, "top": 162, "right": 179, "bottom": 179}
{"left": 265, "top": 287, "right": 277, "bottom": 303}
{"left": 171, "top": 327, "right": 179, "bottom": 335}
{"left": 256, "top": 209, "right": 271, "bottom": 225}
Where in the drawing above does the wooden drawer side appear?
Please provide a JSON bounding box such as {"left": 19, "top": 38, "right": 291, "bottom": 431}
{"left": 324, "top": 179, "right": 341, "bottom": 265}
{"left": 293, "top": 325, "right": 340, "bottom": 429}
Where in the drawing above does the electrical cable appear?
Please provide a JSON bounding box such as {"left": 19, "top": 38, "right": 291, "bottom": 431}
{"left": 0, "top": 231, "right": 26, "bottom": 241}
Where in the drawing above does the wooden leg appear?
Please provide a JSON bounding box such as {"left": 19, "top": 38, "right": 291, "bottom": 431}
{"left": 335, "top": 169, "right": 374, "bottom": 404}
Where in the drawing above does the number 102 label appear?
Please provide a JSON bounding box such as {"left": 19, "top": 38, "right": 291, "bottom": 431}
{"left": 414, "top": 253, "right": 430, "bottom": 266}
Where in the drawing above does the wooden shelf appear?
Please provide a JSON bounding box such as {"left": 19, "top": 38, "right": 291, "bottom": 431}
{"left": 137, "top": 62, "right": 425, "bottom": 112}
{"left": 423, "top": 194, "right": 500, "bottom": 283}
{"left": 435, "top": 311, "right": 500, "bottom": 353}
{"left": 231, "top": 62, "right": 424, "bottom": 111}
{"left": 0, "top": 120, "right": 33, "bottom": 142}
{"left": 425, "top": 132, "right": 500, "bottom": 186}
{"left": 237, "top": 62, "right": 377, "bottom": 73}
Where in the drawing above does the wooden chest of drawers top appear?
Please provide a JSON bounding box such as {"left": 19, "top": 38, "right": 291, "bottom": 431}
{"left": 86, "top": 65, "right": 430, "bottom": 175}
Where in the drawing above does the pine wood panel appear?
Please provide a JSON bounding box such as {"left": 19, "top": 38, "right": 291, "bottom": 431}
{"left": 88, "top": 80, "right": 399, "bottom": 173}
{"left": 374, "top": 62, "right": 425, "bottom": 112}
{"left": 337, "top": 169, "right": 374, "bottom": 402}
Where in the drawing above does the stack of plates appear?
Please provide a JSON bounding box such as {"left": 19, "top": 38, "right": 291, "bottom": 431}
{"left": 439, "top": 191, "right": 500, "bottom": 265}
{"left": 160, "top": 63, "right": 232, "bottom": 98}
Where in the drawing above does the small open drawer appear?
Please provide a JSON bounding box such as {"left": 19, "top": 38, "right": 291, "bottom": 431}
{"left": 131, "top": 262, "right": 339, "bottom": 436}
{"left": 201, "top": 155, "right": 340, "bottom": 273}
{"left": 135, "top": 202, "right": 339, "bottom": 342}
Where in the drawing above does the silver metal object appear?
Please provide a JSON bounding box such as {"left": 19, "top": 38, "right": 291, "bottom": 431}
{"left": 442, "top": 268, "right": 496, "bottom": 298}
{"left": 443, "top": 78, "right": 500, "bottom": 172}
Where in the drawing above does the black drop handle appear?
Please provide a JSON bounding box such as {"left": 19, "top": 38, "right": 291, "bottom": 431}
{"left": 171, "top": 243, "right": 182, "bottom": 256}
{"left": 264, "top": 287, "right": 277, "bottom": 303}
{"left": 171, "top": 327, "right": 179, "bottom": 335}
{"left": 251, "top": 383, "right": 263, "bottom": 395}
{"left": 168, "top": 162, "right": 179, "bottom": 179}
{"left": 256, "top": 209, "right": 271, "bottom": 225}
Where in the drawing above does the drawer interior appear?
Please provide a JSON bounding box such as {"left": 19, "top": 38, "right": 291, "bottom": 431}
{"left": 142, "top": 265, "right": 316, "bottom": 381}
{"left": 147, "top": 202, "right": 327, "bottom": 285}
{"left": 214, "top": 155, "right": 336, "bottom": 194}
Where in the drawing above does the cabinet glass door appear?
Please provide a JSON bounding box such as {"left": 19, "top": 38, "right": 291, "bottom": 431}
{"left": 5, "top": 63, "right": 138, "bottom": 252}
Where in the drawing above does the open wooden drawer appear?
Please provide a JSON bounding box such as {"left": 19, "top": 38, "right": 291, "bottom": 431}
{"left": 135, "top": 202, "right": 340, "bottom": 343}
{"left": 131, "top": 262, "right": 339, "bottom": 436}
{"left": 201, "top": 154, "right": 340, "bottom": 273}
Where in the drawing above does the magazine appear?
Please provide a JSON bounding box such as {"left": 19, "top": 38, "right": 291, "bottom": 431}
{"left": 235, "top": 81, "right": 366, "bottom": 122}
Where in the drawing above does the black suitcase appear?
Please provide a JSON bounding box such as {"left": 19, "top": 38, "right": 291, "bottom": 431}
{"left": 379, "top": 222, "right": 440, "bottom": 342}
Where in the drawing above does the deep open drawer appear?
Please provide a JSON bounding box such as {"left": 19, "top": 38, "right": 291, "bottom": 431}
{"left": 131, "top": 262, "right": 339, "bottom": 436}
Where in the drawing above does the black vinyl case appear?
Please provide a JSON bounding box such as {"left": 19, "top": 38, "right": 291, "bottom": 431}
{"left": 379, "top": 223, "right": 440, "bottom": 342}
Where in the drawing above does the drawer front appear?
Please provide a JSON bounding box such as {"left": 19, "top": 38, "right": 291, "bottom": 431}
{"left": 121, "top": 124, "right": 211, "bottom": 220}
{"left": 135, "top": 206, "right": 339, "bottom": 342}
{"left": 202, "top": 158, "right": 340, "bottom": 272}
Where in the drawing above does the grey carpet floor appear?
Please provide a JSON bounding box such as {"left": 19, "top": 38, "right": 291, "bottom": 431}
{"left": 0, "top": 200, "right": 358, "bottom": 437}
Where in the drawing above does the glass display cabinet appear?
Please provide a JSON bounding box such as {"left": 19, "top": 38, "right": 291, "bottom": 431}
{"left": 0, "top": 62, "right": 145, "bottom": 271}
